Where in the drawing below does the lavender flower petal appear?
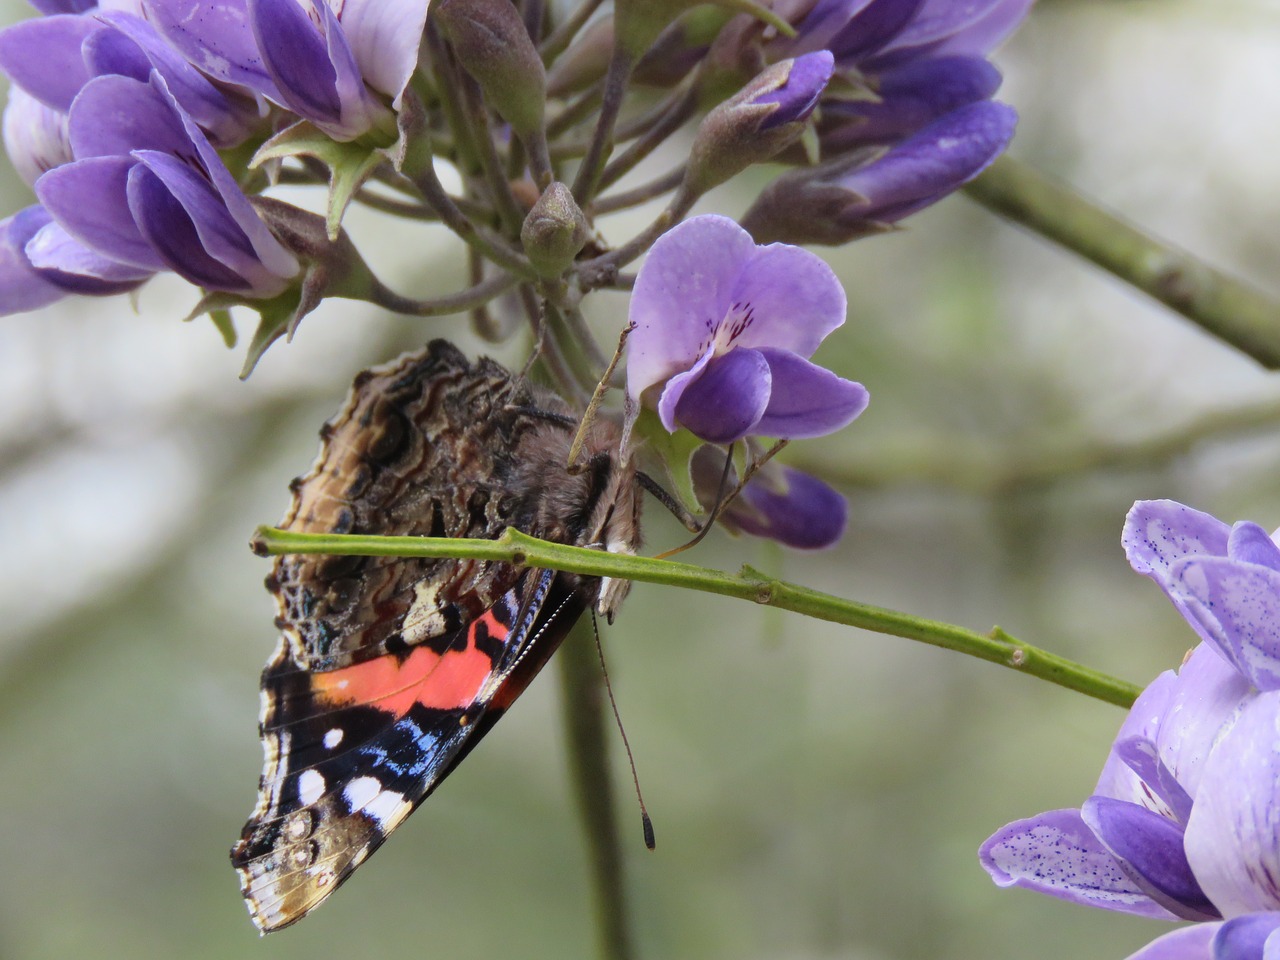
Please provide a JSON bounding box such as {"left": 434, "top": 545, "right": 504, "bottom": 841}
{"left": 1228, "top": 522, "right": 1280, "bottom": 572}
{"left": 1171, "top": 557, "right": 1280, "bottom": 692}
{"left": 979, "top": 808, "right": 1180, "bottom": 919}
{"left": 1122, "top": 924, "right": 1219, "bottom": 960}
{"left": 30, "top": 0, "right": 96, "bottom": 13}
{"left": 727, "top": 465, "right": 848, "bottom": 549}
{"left": 753, "top": 348, "right": 869, "bottom": 439}
{"left": 1111, "top": 737, "right": 1195, "bottom": 825}
{"left": 1124, "top": 500, "right": 1232, "bottom": 586}
{"left": 628, "top": 214, "right": 758, "bottom": 403}
{"left": 1093, "top": 669, "right": 1180, "bottom": 808}
{"left": 66, "top": 74, "right": 190, "bottom": 158}
{"left": 929, "top": 0, "right": 1036, "bottom": 58}
{"left": 1185, "top": 692, "right": 1280, "bottom": 917}
{"left": 0, "top": 14, "right": 95, "bottom": 110}
{"left": 1215, "top": 914, "right": 1280, "bottom": 960}
{"left": 36, "top": 154, "right": 165, "bottom": 269}
{"left": 671, "top": 347, "right": 773, "bottom": 444}
{"left": 1081, "top": 797, "right": 1217, "bottom": 920}
{"left": 250, "top": 0, "right": 342, "bottom": 120}
{"left": 727, "top": 241, "right": 847, "bottom": 358}
{"left": 753, "top": 50, "right": 834, "bottom": 130}
{"left": 0, "top": 210, "right": 67, "bottom": 313}
{"left": 25, "top": 217, "right": 152, "bottom": 286}
{"left": 827, "top": 0, "right": 925, "bottom": 63}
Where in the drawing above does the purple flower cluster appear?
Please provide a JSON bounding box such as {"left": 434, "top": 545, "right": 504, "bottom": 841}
{"left": 0, "top": 0, "right": 428, "bottom": 314}
{"left": 981, "top": 500, "right": 1280, "bottom": 960}
{"left": 744, "top": 0, "right": 1028, "bottom": 243}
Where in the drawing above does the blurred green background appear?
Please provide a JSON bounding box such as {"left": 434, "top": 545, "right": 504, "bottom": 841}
{"left": 3, "top": 0, "right": 1280, "bottom": 957}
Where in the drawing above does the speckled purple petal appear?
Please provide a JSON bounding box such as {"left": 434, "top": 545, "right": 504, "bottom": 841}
{"left": 1081, "top": 797, "right": 1217, "bottom": 921}
{"left": 35, "top": 154, "right": 164, "bottom": 269}
{"left": 1171, "top": 556, "right": 1280, "bottom": 692}
{"left": 125, "top": 162, "right": 252, "bottom": 291}
{"left": 627, "top": 215, "right": 758, "bottom": 404}
{"left": 671, "top": 347, "right": 772, "bottom": 444}
{"left": 835, "top": 100, "right": 1016, "bottom": 225}
{"left": 979, "top": 807, "right": 1179, "bottom": 920}
{"left": 1122, "top": 923, "right": 1219, "bottom": 960}
{"left": 1123, "top": 500, "right": 1231, "bottom": 587}
{"left": 67, "top": 74, "right": 189, "bottom": 158}
{"left": 752, "top": 348, "right": 869, "bottom": 440}
{"left": 0, "top": 14, "right": 95, "bottom": 110}
{"left": 727, "top": 465, "right": 848, "bottom": 549}
{"left": 1185, "top": 692, "right": 1280, "bottom": 917}
{"left": 1214, "top": 914, "right": 1280, "bottom": 960}
{"left": 337, "top": 0, "right": 431, "bottom": 103}
{"left": 142, "top": 0, "right": 281, "bottom": 101}
{"left": 724, "top": 242, "right": 847, "bottom": 359}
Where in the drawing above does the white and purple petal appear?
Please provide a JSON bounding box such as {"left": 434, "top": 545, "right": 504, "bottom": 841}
{"left": 1171, "top": 557, "right": 1280, "bottom": 692}
{"left": 335, "top": 0, "right": 431, "bottom": 104}
{"left": 1184, "top": 692, "right": 1280, "bottom": 917}
{"left": 1123, "top": 500, "right": 1232, "bottom": 584}
{"left": 1214, "top": 914, "right": 1280, "bottom": 960}
{"left": 25, "top": 217, "right": 152, "bottom": 286}
{"left": 979, "top": 807, "right": 1180, "bottom": 919}
{"left": 141, "top": 0, "right": 282, "bottom": 101}
{"left": 1123, "top": 924, "right": 1219, "bottom": 960}
{"left": 724, "top": 241, "right": 847, "bottom": 359}
{"left": 752, "top": 348, "right": 869, "bottom": 440}
{"left": 3, "top": 86, "right": 72, "bottom": 186}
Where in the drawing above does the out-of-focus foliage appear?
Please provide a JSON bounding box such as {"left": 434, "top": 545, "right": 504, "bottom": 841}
{"left": 2, "top": 1, "right": 1280, "bottom": 958}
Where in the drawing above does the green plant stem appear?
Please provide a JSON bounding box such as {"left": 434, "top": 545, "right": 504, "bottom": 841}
{"left": 559, "top": 621, "right": 637, "bottom": 960}
{"left": 366, "top": 269, "right": 520, "bottom": 317}
{"left": 572, "top": 46, "right": 635, "bottom": 204}
{"left": 252, "top": 526, "right": 1143, "bottom": 708}
{"left": 966, "top": 155, "right": 1280, "bottom": 369}
{"left": 541, "top": 0, "right": 605, "bottom": 62}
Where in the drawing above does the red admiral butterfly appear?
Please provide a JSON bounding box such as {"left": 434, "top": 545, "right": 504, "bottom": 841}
{"left": 231, "top": 340, "right": 641, "bottom": 932}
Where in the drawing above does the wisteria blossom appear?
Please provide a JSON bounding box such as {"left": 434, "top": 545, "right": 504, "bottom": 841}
{"left": 627, "top": 215, "right": 869, "bottom": 445}
{"left": 980, "top": 500, "right": 1280, "bottom": 960}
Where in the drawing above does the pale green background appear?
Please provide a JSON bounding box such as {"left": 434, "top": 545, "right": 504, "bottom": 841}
{"left": 2, "top": 1, "right": 1280, "bottom": 957}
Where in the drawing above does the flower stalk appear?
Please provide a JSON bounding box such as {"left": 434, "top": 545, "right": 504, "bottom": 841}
{"left": 252, "top": 525, "right": 1143, "bottom": 708}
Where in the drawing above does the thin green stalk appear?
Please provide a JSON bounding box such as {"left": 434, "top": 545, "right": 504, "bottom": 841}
{"left": 572, "top": 46, "right": 635, "bottom": 204}
{"left": 252, "top": 526, "right": 1143, "bottom": 708}
{"left": 366, "top": 270, "right": 520, "bottom": 317}
{"left": 966, "top": 155, "right": 1280, "bottom": 369}
{"left": 542, "top": 0, "right": 605, "bottom": 62}
{"left": 559, "top": 621, "right": 637, "bottom": 960}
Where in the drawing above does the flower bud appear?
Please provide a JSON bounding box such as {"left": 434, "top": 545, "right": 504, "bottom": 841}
{"left": 684, "top": 51, "right": 833, "bottom": 198}
{"left": 520, "top": 181, "right": 590, "bottom": 278}
{"left": 434, "top": 0, "right": 546, "bottom": 138}
{"left": 741, "top": 101, "right": 1017, "bottom": 245}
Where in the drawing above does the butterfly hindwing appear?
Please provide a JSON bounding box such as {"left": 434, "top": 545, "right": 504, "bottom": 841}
{"left": 232, "top": 567, "right": 585, "bottom": 931}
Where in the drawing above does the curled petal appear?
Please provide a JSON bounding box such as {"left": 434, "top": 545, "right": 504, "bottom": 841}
{"left": 979, "top": 808, "right": 1179, "bottom": 919}
{"left": 727, "top": 465, "right": 848, "bottom": 549}
{"left": 1228, "top": 522, "right": 1280, "bottom": 572}
{"left": 1171, "top": 557, "right": 1280, "bottom": 692}
{"left": 1185, "top": 692, "right": 1280, "bottom": 917}
{"left": 1095, "top": 669, "right": 1180, "bottom": 805}
{"left": 1122, "top": 924, "right": 1219, "bottom": 960}
{"left": 1081, "top": 797, "right": 1218, "bottom": 921}
{"left": 753, "top": 50, "right": 833, "bottom": 131}
{"left": 671, "top": 347, "right": 772, "bottom": 444}
{"left": 753, "top": 348, "right": 869, "bottom": 440}
{"left": 1111, "top": 738, "right": 1195, "bottom": 825}
{"left": 0, "top": 209, "right": 67, "bottom": 314}
{"left": 627, "top": 215, "right": 758, "bottom": 404}
{"left": 25, "top": 218, "right": 151, "bottom": 288}
{"left": 0, "top": 14, "right": 95, "bottom": 111}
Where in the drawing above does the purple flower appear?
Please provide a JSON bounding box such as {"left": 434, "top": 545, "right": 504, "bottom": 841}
{"left": 627, "top": 215, "right": 869, "bottom": 446}
{"left": 750, "top": 50, "right": 834, "bottom": 131}
{"left": 980, "top": 499, "right": 1280, "bottom": 960}
{"left": 3, "top": 86, "right": 73, "bottom": 187}
{"left": 692, "top": 447, "right": 848, "bottom": 549}
{"left": 143, "top": 0, "right": 430, "bottom": 141}
{"left": 741, "top": 100, "right": 1016, "bottom": 244}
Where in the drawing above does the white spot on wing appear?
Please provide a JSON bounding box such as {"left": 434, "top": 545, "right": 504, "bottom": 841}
{"left": 323, "top": 728, "right": 343, "bottom": 749}
{"left": 298, "top": 769, "right": 326, "bottom": 806}
{"left": 343, "top": 776, "right": 382, "bottom": 812}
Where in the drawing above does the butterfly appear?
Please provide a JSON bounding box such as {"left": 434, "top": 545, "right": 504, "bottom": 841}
{"left": 230, "top": 339, "right": 641, "bottom": 932}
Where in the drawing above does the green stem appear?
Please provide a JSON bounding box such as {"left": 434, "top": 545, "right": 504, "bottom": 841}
{"left": 966, "top": 155, "right": 1280, "bottom": 369}
{"left": 252, "top": 526, "right": 1143, "bottom": 708}
{"left": 558, "top": 621, "right": 637, "bottom": 960}
{"left": 366, "top": 270, "right": 520, "bottom": 317}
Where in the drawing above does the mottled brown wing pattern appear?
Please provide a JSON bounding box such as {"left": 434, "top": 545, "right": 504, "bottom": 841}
{"left": 268, "top": 339, "right": 577, "bottom": 671}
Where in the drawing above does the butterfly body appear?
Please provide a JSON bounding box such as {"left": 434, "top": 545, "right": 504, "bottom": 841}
{"left": 231, "top": 340, "right": 639, "bottom": 932}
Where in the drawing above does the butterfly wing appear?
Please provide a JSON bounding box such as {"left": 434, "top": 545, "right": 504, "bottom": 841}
{"left": 232, "top": 566, "right": 587, "bottom": 932}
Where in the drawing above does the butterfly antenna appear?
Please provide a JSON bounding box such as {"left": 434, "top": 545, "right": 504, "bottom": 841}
{"left": 591, "top": 610, "right": 656, "bottom": 850}
{"left": 653, "top": 439, "right": 789, "bottom": 561}
{"left": 567, "top": 322, "right": 635, "bottom": 472}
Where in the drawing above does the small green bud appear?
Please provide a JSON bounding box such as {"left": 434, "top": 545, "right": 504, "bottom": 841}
{"left": 433, "top": 0, "right": 546, "bottom": 138}
{"left": 520, "top": 182, "right": 591, "bottom": 277}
